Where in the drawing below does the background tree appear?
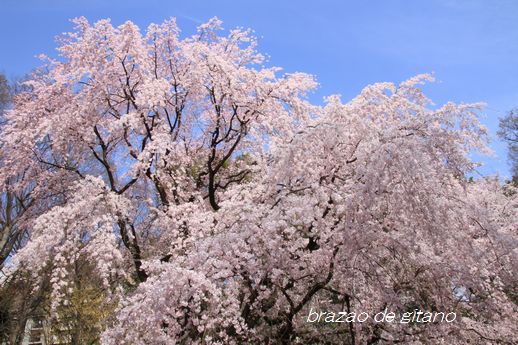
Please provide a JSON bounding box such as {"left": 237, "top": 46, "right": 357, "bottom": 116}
{"left": 0, "top": 73, "right": 10, "bottom": 117}
{"left": 498, "top": 109, "right": 518, "bottom": 183}
{"left": 0, "top": 269, "right": 51, "bottom": 344}
{"left": 50, "top": 257, "right": 115, "bottom": 345}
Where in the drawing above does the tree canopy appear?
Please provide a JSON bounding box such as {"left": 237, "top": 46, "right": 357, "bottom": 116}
{"left": 1, "top": 17, "right": 517, "bottom": 344}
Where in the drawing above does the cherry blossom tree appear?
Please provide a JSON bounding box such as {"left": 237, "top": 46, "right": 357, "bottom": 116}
{"left": 1, "top": 17, "right": 517, "bottom": 344}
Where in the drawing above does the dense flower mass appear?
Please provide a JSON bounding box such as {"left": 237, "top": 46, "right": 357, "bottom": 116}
{"left": 1, "top": 17, "right": 517, "bottom": 344}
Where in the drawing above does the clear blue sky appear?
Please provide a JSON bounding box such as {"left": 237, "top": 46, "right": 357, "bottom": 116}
{"left": 1, "top": 0, "right": 517, "bottom": 178}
